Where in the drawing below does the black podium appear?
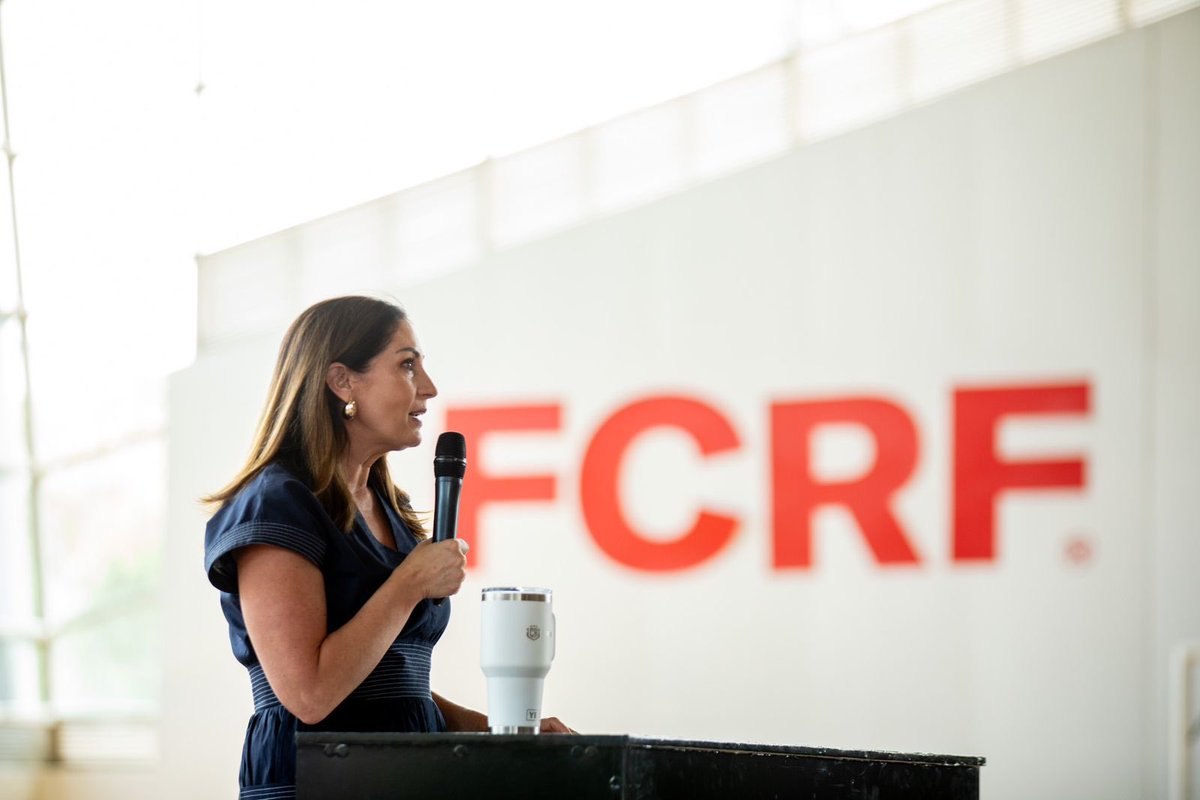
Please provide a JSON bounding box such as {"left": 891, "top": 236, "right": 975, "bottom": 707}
{"left": 296, "top": 733, "right": 983, "bottom": 799}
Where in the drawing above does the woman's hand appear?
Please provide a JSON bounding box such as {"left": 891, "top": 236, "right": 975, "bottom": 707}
{"left": 395, "top": 538, "right": 468, "bottom": 599}
{"left": 539, "top": 717, "right": 576, "bottom": 734}
{"left": 434, "top": 693, "right": 574, "bottom": 734}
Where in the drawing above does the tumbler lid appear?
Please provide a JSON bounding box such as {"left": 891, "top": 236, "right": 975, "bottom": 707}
{"left": 481, "top": 586, "right": 552, "bottom": 602}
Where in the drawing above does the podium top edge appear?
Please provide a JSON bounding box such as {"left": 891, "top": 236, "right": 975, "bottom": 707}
{"left": 294, "top": 732, "right": 985, "bottom": 767}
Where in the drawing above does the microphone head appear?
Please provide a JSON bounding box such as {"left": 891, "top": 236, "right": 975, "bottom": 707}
{"left": 434, "top": 431, "right": 467, "bottom": 478}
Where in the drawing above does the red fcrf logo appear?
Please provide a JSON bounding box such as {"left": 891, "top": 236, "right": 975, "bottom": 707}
{"left": 445, "top": 381, "right": 1090, "bottom": 572}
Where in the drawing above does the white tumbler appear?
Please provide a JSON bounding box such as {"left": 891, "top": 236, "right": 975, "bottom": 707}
{"left": 480, "top": 587, "right": 555, "bottom": 734}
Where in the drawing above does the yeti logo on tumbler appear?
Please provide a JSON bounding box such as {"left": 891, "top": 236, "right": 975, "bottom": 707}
{"left": 481, "top": 587, "right": 555, "bottom": 734}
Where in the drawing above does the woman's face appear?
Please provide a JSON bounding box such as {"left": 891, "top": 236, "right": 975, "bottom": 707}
{"left": 345, "top": 320, "right": 437, "bottom": 455}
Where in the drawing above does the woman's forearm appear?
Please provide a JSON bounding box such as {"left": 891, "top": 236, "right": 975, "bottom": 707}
{"left": 433, "top": 692, "right": 488, "bottom": 732}
{"left": 302, "top": 571, "right": 426, "bottom": 719}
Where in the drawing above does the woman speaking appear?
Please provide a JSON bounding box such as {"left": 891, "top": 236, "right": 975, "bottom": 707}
{"left": 203, "top": 296, "right": 566, "bottom": 799}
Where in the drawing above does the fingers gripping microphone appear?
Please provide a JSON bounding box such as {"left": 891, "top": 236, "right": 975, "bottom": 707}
{"left": 432, "top": 432, "right": 466, "bottom": 605}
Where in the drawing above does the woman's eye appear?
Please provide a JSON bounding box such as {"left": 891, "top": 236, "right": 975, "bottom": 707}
{"left": 402, "top": 360, "right": 416, "bottom": 372}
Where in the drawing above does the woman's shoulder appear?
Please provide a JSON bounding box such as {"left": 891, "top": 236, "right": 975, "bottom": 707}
{"left": 204, "top": 461, "right": 334, "bottom": 593}
{"left": 208, "top": 461, "right": 327, "bottom": 530}
{"left": 252, "top": 460, "right": 310, "bottom": 493}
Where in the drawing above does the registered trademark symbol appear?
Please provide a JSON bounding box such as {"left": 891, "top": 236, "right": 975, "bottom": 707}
{"left": 1064, "top": 536, "right": 1094, "bottom": 565}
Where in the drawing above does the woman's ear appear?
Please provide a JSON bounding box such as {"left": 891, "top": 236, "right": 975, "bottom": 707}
{"left": 326, "top": 362, "right": 353, "bottom": 403}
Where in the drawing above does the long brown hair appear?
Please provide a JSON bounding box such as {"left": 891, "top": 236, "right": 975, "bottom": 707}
{"left": 205, "top": 295, "right": 426, "bottom": 537}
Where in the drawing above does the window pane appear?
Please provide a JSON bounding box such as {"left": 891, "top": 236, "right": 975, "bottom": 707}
{"left": 25, "top": 348, "right": 167, "bottom": 467}
{"left": 0, "top": 162, "right": 16, "bottom": 312}
{"left": 50, "top": 606, "right": 159, "bottom": 717}
{"left": 39, "top": 439, "right": 164, "bottom": 625}
{"left": 0, "top": 474, "right": 34, "bottom": 623}
{"left": 0, "top": 318, "right": 27, "bottom": 470}
{"left": 0, "top": 638, "right": 41, "bottom": 717}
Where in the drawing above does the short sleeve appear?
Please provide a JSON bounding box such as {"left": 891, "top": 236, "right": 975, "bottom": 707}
{"left": 204, "top": 465, "right": 332, "bottom": 594}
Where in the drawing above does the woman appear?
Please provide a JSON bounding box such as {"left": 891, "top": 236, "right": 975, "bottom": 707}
{"left": 204, "top": 296, "right": 568, "bottom": 799}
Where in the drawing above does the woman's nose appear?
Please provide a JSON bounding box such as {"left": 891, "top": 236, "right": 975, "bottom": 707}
{"left": 420, "top": 370, "right": 438, "bottom": 399}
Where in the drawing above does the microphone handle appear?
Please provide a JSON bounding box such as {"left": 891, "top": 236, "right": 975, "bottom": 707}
{"left": 431, "top": 475, "right": 462, "bottom": 605}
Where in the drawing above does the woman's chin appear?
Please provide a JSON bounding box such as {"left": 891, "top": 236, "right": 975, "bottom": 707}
{"left": 397, "top": 431, "right": 422, "bottom": 450}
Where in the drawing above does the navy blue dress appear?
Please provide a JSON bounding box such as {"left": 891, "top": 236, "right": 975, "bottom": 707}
{"left": 205, "top": 462, "right": 449, "bottom": 800}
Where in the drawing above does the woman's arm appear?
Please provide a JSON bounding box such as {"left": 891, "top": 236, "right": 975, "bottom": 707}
{"left": 238, "top": 538, "right": 466, "bottom": 725}
{"left": 432, "top": 692, "right": 488, "bottom": 732}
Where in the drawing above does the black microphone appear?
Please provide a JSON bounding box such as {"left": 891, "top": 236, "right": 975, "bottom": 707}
{"left": 432, "top": 431, "right": 466, "bottom": 542}
{"left": 431, "top": 432, "right": 466, "bottom": 605}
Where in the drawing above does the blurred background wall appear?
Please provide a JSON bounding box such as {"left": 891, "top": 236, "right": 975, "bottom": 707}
{"left": 1, "top": 1, "right": 1198, "bottom": 799}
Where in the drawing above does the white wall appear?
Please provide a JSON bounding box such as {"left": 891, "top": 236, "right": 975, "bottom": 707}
{"left": 1149, "top": 9, "right": 1200, "bottom": 799}
{"left": 162, "top": 11, "right": 1199, "bottom": 799}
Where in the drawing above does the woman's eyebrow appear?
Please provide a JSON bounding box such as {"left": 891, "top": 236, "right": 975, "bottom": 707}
{"left": 396, "top": 346, "right": 421, "bottom": 358}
